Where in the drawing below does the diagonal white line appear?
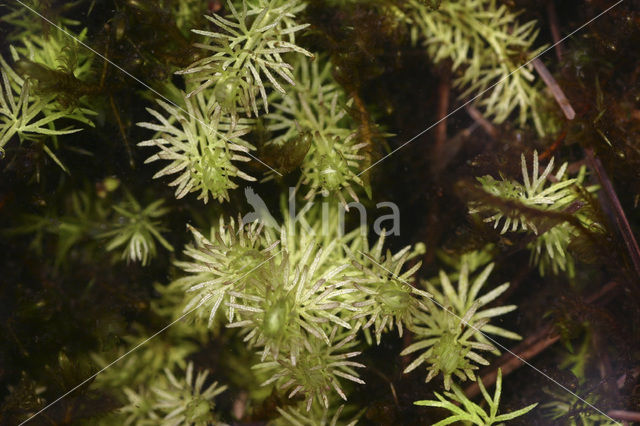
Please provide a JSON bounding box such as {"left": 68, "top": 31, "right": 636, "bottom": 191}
{"left": 18, "top": 249, "right": 283, "bottom": 425}
{"left": 13, "top": 0, "right": 283, "bottom": 176}
{"left": 357, "top": 0, "right": 625, "bottom": 177}
{"left": 358, "top": 250, "right": 621, "bottom": 425}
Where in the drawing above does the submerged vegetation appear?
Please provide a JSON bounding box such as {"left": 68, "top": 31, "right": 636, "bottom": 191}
{"left": 1, "top": 0, "right": 640, "bottom": 425}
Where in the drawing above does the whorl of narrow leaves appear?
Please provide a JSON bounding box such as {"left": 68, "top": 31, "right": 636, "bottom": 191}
{"left": 470, "top": 151, "right": 580, "bottom": 234}
{"left": 406, "top": 0, "right": 546, "bottom": 134}
{"left": 120, "top": 362, "right": 227, "bottom": 426}
{"left": 401, "top": 260, "right": 520, "bottom": 390}
{"left": 0, "top": 54, "right": 94, "bottom": 167}
{"left": 137, "top": 91, "right": 256, "bottom": 204}
{"left": 177, "top": 0, "right": 313, "bottom": 121}
{"left": 100, "top": 193, "right": 174, "bottom": 266}
{"left": 415, "top": 369, "right": 538, "bottom": 425}
{"left": 255, "top": 328, "right": 365, "bottom": 411}
{"left": 348, "top": 231, "right": 429, "bottom": 344}
{"left": 171, "top": 217, "right": 278, "bottom": 327}
{"left": 227, "top": 242, "right": 358, "bottom": 362}
{"left": 265, "top": 56, "right": 369, "bottom": 204}
{"left": 541, "top": 386, "right": 619, "bottom": 426}
{"left": 274, "top": 402, "right": 363, "bottom": 426}
{"left": 470, "top": 151, "right": 599, "bottom": 276}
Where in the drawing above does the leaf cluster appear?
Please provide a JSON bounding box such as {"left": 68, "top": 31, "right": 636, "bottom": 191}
{"left": 177, "top": 0, "right": 313, "bottom": 121}
{"left": 402, "top": 260, "right": 520, "bottom": 390}
{"left": 404, "top": 0, "right": 547, "bottom": 133}
{"left": 415, "top": 369, "right": 538, "bottom": 425}
{"left": 469, "top": 151, "right": 600, "bottom": 276}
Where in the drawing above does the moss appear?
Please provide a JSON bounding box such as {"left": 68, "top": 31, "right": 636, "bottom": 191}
{"left": 2, "top": 0, "right": 639, "bottom": 424}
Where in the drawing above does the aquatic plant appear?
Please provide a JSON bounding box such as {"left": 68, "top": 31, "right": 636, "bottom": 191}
{"left": 541, "top": 386, "right": 618, "bottom": 426}
{"left": 415, "top": 369, "right": 538, "bottom": 425}
{"left": 264, "top": 56, "right": 369, "bottom": 203}
{"left": 100, "top": 193, "right": 174, "bottom": 266}
{"left": 469, "top": 151, "right": 598, "bottom": 276}
{"left": 170, "top": 216, "right": 278, "bottom": 326}
{"left": 119, "top": 362, "right": 227, "bottom": 426}
{"left": 401, "top": 260, "right": 520, "bottom": 390}
{"left": 0, "top": 54, "right": 94, "bottom": 168}
{"left": 177, "top": 0, "right": 312, "bottom": 120}
{"left": 348, "top": 231, "right": 429, "bottom": 344}
{"left": 137, "top": 91, "right": 256, "bottom": 203}
{"left": 273, "top": 402, "right": 363, "bottom": 426}
{"left": 404, "top": 0, "right": 546, "bottom": 133}
{"left": 256, "top": 327, "right": 365, "bottom": 410}
{"left": 3, "top": 0, "right": 638, "bottom": 425}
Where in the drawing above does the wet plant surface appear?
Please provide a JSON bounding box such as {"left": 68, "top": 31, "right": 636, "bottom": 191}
{"left": 1, "top": 0, "right": 640, "bottom": 425}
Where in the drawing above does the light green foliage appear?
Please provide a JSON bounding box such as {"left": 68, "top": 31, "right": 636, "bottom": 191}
{"left": 558, "top": 331, "right": 592, "bottom": 382}
{"left": 167, "top": 202, "right": 438, "bottom": 410}
{"left": 119, "top": 386, "right": 158, "bottom": 426}
{"left": 472, "top": 152, "right": 580, "bottom": 233}
{"left": 402, "top": 260, "right": 520, "bottom": 390}
{"left": 164, "top": 199, "right": 525, "bottom": 409}
{"left": 531, "top": 222, "right": 578, "bottom": 276}
{"left": 437, "top": 245, "right": 495, "bottom": 275}
{"left": 276, "top": 195, "right": 366, "bottom": 269}
{"left": 10, "top": 26, "right": 94, "bottom": 85}
{"left": 273, "top": 402, "right": 363, "bottom": 426}
{"left": 227, "top": 240, "right": 357, "bottom": 361}
{"left": 0, "top": 54, "right": 94, "bottom": 168}
{"left": 91, "top": 332, "right": 198, "bottom": 390}
{"left": 405, "top": 0, "right": 546, "bottom": 134}
{"left": 0, "top": 23, "right": 97, "bottom": 170}
{"left": 265, "top": 57, "right": 369, "bottom": 204}
{"left": 0, "top": 1, "right": 81, "bottom": 41}
{"left": 170, "top": 211, "right": 367, "bottom": 409}
{"left": 170, "top": 216, "right": 278, "bottom": 327}
{"left": 8, "top": 184, "right": 173, "bottom": 268}
{"left": 137, "top": 91, "right": 256, "bottom": 203}
{"left": 470, "top": 151, "right": 598, "bottom": 276}
{"left": 0, "top": 0, "right": 566, "bottom": 422}
{"left": 100, "top": 193, "right": 174, "bottom": 266}
{"left": 177, "top": 0, "right": 312, "bottom": 120}
{"left": 171, "top": 0, "right": 206, "bottom": 35}
{"left": 119, "top": 362, "right": 227, "bottom": 426}
{"left": 256, "top": 327, "right": 365, "bottom": 411}
{"left": 348, "top": 231, "right": 429, "bottom": 344}
{"left": 542, "top": 387, "right": 618, "bottom": 426}
{"left": 8, "top": 189, "right": 110, "bottom": 267}
{"left": 415, "top": 369, "right": 538, "bottom": 425}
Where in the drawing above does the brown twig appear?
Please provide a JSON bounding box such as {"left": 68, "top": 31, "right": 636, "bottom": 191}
{"left": 466, "top": 105, "right": 497, "bottom": 138}
{"left": 351, "top": 92, "right": 373, "bottom": 188}
{"left": 584, "top": 148, "right": 640, "bottom": 282}
{"left": 608, "top": 410, "right": 640, "bottom": 422}
{"left": 464, "top": 281, "right": 620, "bottom": 398}
{"left": 547, "top": 1, "right": 564, "bottom": 62}
{"left": 465, "top": 324, "right": 559, "bottom": 398}
{"left": 539, "top": 127, "right": 567, "bottom": 161}
{"left": 532, "top": 58, "right": 575, "bottom": 120}
{"left": 434, "top": 66, "right": 451, "bottom": 158}
{"left": 109, "top": 94, "right": 135, "bottom": 169}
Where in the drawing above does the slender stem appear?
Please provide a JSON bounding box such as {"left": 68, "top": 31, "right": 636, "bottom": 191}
{"left": 608, "top": 410, "right": 640, "bottom": 422}
{"left": 109, "top": 95, "right": 135, "bottom": 169}
{"left": 547, "top": 0, "right": 564, "bottom": 62}
{"left": 585, "top": 148, "right": 640, "bottom": 281}
{"left": 532, "top": 58, "right": 575, "bottom": 120}
{"left": 465, "top": 281, "right": 620, "bottom": 397}
{"left": 434, "top": 66, "right": 451, "bottom": 157}
{"left": 465, "top": 324, "right": 559, "bottom": 398}
{"left": 466, "top": 105, "right": 497, "bottom": 138}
